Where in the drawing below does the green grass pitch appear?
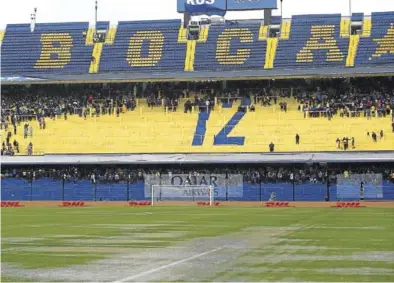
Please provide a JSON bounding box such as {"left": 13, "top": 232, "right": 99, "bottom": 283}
{"left": 2, "top": 206, "right": 394, "bottom": 282}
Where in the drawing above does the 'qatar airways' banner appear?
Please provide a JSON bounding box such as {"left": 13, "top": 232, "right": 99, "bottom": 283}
{"left": 144, "top": 174, "right": 243, "bottom": 198}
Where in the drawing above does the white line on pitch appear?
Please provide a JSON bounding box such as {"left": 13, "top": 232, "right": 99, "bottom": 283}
{"left": 111, "top": 246, "right": 224, "bottom": 282}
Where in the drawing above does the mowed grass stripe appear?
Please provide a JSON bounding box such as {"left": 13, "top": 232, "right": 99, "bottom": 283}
{"left": 223, "top": 270, "right": 394, "bottom": 282}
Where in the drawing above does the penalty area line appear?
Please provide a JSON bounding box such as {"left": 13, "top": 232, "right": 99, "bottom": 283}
{"left": 111, "top": 246, "right": 224, "bottom": 282}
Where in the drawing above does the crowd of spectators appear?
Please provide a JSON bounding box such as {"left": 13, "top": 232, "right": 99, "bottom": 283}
{"left": 2, "top": 164, "right": 394, "bottom": 185}
{"left": 1, "top": 84, "right": 137, "bottom": 124}
{"left": 2, "top": 79, "right": 393, "bottom": 120}
{"left": 293, "top": 79, "right": 394, "bottom": 120}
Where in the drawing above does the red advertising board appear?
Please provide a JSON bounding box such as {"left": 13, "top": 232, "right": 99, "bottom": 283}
{"left": 265, "top": 202, "right": 290, "bottom": 208}
{"left": 197, "top": 201, "right": 220, "bottom": 206}
{"left": 334, "top": 202, "right": 362, "bottom": 208}
{"left": 60, "top": 201, "right": 86, "bottom": 207}
{"left": 1, "top": 201, "right": 23, "bottom": 207}
{"left": 128, "top": 201, "right": 151, "bottom": 206}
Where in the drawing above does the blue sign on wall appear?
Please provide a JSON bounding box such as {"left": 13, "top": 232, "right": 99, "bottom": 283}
{"left": 177, "top": 0, "right": 227, "bottom": 14}
{"left": 227, "top": 0, "right": 277, "bottom": 10}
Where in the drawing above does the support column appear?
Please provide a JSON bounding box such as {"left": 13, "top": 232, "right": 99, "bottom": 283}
{"left": 221, "top": 80, "right": 227, "bottom": 91}
{"left": 264, "top": 9, "right": 272, "bottom": 26}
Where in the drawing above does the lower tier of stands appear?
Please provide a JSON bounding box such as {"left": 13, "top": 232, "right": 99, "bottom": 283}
{"left": 6, "top": 97, "right": 393, "bottom": 154}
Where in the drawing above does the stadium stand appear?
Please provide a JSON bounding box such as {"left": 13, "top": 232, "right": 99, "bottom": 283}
{"left": 1, "top": 12, "right": 394, "bottom": 75}
{"left": 1, "top": 22, "right": 93, "bottom": 74}
{"left": 356, "top": 12, "right": 394, "bottom": 66}
{"left": 193, "top": 23, "right": 266, "bottom": 71}
{"left": 274, "top": 14, "right": 349, "bottom": 69}
{"left": 1, "top": 78, "right": 393, "bottom": 155}
{"left": 99, "top": 20, "right": 187, "bottom": 73}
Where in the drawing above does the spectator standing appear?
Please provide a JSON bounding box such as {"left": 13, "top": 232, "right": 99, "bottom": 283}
{"left": 13, "top": 140, "right": 19, "bottom": 153}
{"left": 23, "top": 123, "right": 28, "bottom": 139}
{"left": 205, "top": 100, "right": 210, "bottom": 112}
{"left": 269, "top": 142, "right": 275, "bottom": 153}
{"left": 372, "top": 132, "right": 377, "bottom": 142}
{"left": 27, "top": 142, "right": 33, "bottom": 156}
{"left": 6, "top": 131, "right": 12, "bottom": 145}
{"left": 295, "top": 134, "right": 300, "bottom": 145}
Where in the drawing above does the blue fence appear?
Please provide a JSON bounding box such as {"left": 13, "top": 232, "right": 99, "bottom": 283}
{"left": 2, "top": 179, "right": 394, "bottom": 201}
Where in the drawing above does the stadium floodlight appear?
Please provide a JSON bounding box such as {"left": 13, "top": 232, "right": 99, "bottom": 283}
{"left": 95, "top": 0, "right": 98, "bottom": 28}
{"left": 30, "top": 8, "right": 37, "bottom": 33}
{"left": 280, "top": 0, "right": 283, "bottom": 19}
{"left": 151, "top": 185, "right": 214, "bottom": 206}
{"left": 348, "top": 0, "right": 352, "bottom": 35}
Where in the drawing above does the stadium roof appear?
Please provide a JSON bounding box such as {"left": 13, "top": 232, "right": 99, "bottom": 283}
{"left": 2, "top": 151, "right": 394, "bottom": 165}
{"left": 2, "top": 65, "right": 394, "bottom": 85}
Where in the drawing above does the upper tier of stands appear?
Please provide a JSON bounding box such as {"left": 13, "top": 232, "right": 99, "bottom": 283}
{"left": 1, "top": 22, "right": 93, "bottom": 74}
{"left": 1, "top": 12, "right": 394, "bottom": 75}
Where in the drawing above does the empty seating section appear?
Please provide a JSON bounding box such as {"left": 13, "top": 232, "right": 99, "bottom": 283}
{"left": 1, "top": 12, "right": 393, "bottom": 75}
{"left": 275, "top": 14, "right": 349, "bottom": 68}
{"left": 207, "top": 98, "right": 393, "bottom": 152}
{"left": 356, "top": 12, "right": 394, "bottom": 66}
{"left": 1, "top": 22, "right": 92, "bottom": 74}
{"left": 99, "top": 20, "right": 186, "bottom": 72}
{"left": 193, "top": 24, "right": 267, "bottom": 71}
{"left": 27, "top": 106, "right": 199, "bottom": 154}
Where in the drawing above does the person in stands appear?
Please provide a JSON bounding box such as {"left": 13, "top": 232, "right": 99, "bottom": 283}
{"left": 269, "top": 142, "right": 275, "bottom": 152}
{"left": 13, "top": 140, "right": 19, "bottom": 153}
{"left": 27, "top": 142, "right": 33, "bottom": 156}
{"left": 372, "top": 132, "right": 377, "bottom": 142}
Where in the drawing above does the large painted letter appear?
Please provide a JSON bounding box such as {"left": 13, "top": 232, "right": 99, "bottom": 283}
{"left": 216, "top": 28, "right": 253, "bottom": 65}
{"left": 297, "top": 25, "right": 344, "bottom": 63}
{"left": 35, "top": 33, "right": 72, "bottom": 69}
{"left": 126, "top": 31, "right": 164, "bottom": 67}
{"left": 370, "top": 23, "right": 394, "bottom": 60}
{"left": 214, "top": 111, "right": 246, "bottom": 145}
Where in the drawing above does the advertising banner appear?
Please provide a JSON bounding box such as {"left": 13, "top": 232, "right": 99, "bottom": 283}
{"left": 336, "top": 173, "right": 383, "bottom": 200}
{"left": 177, "top": 0, "right": 227, "bottom": 14}
{"left": 227, "top": 0, "right": 277, "bottom": 10}
{"left": 145, "top": 174, "right": 243, "bottom": 198}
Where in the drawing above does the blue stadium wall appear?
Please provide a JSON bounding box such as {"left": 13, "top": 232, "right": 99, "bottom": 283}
{"left": 2, "top": 179, "right": 394, "bottom": 201}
